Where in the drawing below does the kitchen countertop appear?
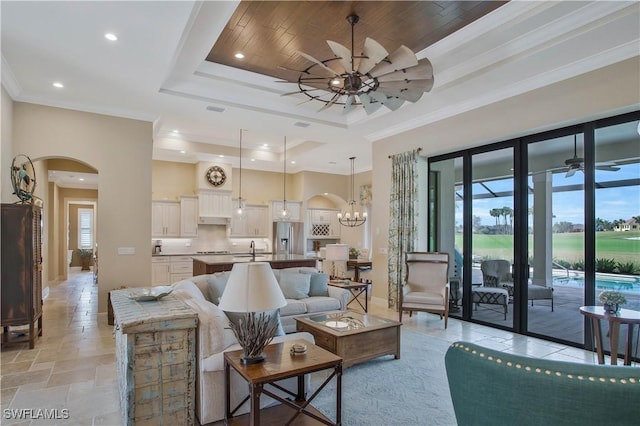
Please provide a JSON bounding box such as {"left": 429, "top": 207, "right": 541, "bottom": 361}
{"left": 191, "top": 254, "right": 318, "bottom": 264}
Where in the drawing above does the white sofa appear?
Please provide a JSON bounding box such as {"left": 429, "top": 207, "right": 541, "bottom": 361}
{"left": 170, "top": 267, "right": 349, "bottom": 425}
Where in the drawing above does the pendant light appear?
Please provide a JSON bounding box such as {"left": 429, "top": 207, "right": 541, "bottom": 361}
{"left": 338, "top": 157, "right": 367, "bottom": 227}
{"left": 280, "top": 136, "right": 288, "bottom": 218}
{"left": 237, "top": 129, "right": 245, "bottom": 215}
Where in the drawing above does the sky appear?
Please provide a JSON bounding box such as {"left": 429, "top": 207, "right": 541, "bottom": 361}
{"left": 458, "top": 163, "right": 639, "bottom": 227}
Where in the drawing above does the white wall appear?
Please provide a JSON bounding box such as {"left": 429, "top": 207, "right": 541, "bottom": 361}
{"left": 369, "top": 58, "right": 640, "bottom": 303}
{"left": 12, "top": 102, "right": 153, "bottom": 311}
{"left": 1, "top": 87, "right": 14, "bottom": 203}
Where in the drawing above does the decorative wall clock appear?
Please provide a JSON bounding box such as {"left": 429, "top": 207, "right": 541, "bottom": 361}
{"left": 205, "top": 165, "right": 226, "bottom": 187}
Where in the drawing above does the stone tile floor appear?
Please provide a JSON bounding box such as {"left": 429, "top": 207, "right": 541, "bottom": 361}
{"left": 1, "top": 271, "right": 602, "bottom": 425}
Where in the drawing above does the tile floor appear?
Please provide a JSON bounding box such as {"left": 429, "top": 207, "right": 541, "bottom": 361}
{"left": 1, "top": 271, "right": 601, "bottom": 425}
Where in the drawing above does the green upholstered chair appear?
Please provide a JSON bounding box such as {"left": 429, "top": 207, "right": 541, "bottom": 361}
{"left": 445, "top": 341, "right": 640, "bottom": 426}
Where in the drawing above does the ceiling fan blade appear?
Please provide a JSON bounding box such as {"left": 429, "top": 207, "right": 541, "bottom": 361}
{"left": 378, "top": 78, "right": 434, "bottom": 93}
{"left": 377, "top": 58, "right": 434, "bottom": 82}
{"left": 280, "top": 87, "right": 325, "bottom": 97}
{"left": 376, "top": 86, "right": 424, "bottom": 103}
{"left": 326, "top": 41, "right": 351, "bottom": 74}
{"left": 565, "top": 168, "right": 578, "bottom": 178}
{"left": 317, "top": 93, "right": 341, "bottom": 112}
{"left": 342, "top": 95, "right": 357, "bottom": 114}
{"left": 596, "top": 165, "right": 621, "bottom": 172}
{"left": 358, "top": 93, "right": 384, "bottom": 115}
{"left": 368, "top": 91, "right": 405, "bottom": 111}
{"left": 369, "top": 45, "right": 419, "bottom": 78}
{"left": 357, "top": 37, "right": 389, "bottom": 74}
{"left": 296, "top": 51, "right": 340, "bottom": 76}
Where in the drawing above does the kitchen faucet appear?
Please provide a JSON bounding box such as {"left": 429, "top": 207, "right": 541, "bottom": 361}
{"left": 250, "top": 240, "right": 255, "bottom": 261}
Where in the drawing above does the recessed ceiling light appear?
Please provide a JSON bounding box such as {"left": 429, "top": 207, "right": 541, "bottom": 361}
{"left": 172, "top": 129, "right": 179, "bottom": 134}
{"left": 180, "top": 150, "right": 186, "bottom": 154}
{"left": 234, "top": 52, "right": 245, "bottom": 59}
{"left": 290, "top": 161, "right": 296, "bottom": 164}
{"left": 53, "top": 82, "right": 64, "bottom": 88}
{"left": 79, "top": 178, "right": 85, "bottom": 181}
{"left": 250, "top": 158, "right": 255, "bottom": 162}
{"left": 105, "top": 33, "right": 118, "bottom": 41}
{"left": 263, "top": 144, "right": 269, "bottom": 148}
{"left": 219, "top": 155, "right": 224, "bottom": 158}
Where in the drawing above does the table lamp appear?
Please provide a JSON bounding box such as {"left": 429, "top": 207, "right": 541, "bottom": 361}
{"left": 218, "top": 262, "right": 286, "bottom": 364}
{"left": 325, "top": 244, "right": 349, "bottom": 279}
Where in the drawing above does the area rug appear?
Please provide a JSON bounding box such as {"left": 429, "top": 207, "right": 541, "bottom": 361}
{"left": 310, "top": 329, "right": 457, "bottom": 425}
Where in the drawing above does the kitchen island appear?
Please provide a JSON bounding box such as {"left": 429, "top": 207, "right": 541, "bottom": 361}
{"left": 192, "top": 254, "right": 318, "bottom": 276}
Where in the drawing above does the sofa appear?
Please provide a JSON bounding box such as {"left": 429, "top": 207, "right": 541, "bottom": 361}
{"left": 170, "top": 267, "right": 350, "bottom": 425}
{"left": 445, "top": 341, "right": 640, "bottom": 425}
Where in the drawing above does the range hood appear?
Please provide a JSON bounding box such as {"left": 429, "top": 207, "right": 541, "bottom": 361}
{"left": 198, "top": 216, "right": 229, "bottom": 225}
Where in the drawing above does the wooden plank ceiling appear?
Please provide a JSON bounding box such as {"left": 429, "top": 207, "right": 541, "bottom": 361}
{"left": 207, "top": 1, "right": 507, "bottom": 82}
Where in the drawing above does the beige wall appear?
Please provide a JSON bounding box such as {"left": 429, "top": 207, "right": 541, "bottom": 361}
{"left": 369, "top": 57, "right": 640, "bottom": 303}
{"left": 12, "top": 102, "right": 153, "bottom": 311}
{"left": 1, "top": 87, "right": 14, "bottom": 202}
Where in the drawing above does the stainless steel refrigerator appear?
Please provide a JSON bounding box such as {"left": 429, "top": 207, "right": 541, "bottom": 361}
{"left": 272, "top": 222, "right": 304, "bottom": 255}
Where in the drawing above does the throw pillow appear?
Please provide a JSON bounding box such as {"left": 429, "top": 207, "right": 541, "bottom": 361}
{"left": 206, "top": 272, "right": 230, "bottom": 305}
{"left": 484, "top": 275, "right": 500, "bottom": 287}
{"left": 172, "top": 280, "right": 206, "bottom": 301}
{"left": 278, "top": 270, "right": 311, "bottom": 299}
{"left": 300, "top": 272, "right": 329, "bottom": 297}
{"left": 224, "top": 309, "right": 285, "bottom": 337}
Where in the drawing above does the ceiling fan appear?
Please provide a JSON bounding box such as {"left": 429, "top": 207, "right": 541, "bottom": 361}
{"left": 278, "top": 14, "right": 434, "bottom": 114}
{"left": 562, "top": 135, "right": 620, "bottom": 178}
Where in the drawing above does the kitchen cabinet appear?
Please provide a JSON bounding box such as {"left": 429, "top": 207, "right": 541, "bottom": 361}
{"left": 152, "top": 201, "right": 180, "bottom": 237}
{"left": 199, "top": 190, "right": 232, "bottom": 221}
{"left": 1, "top": 204, "right": 43, "bottom": 349}
{"left": 152, "top": 256, "right": 194, "bottom": 285}
{"left": 307, "top": 208, "right": 341, "bottom": 238}
{"left": 180, "top": 196, "right": 198, "bottom": 237}
{"left": 151, "top": 257, "right": 171, "bottom": 285}
{"left": 230, "top": 203, "right": 269, "bottom": 237}
{"left": 272, "top": 200, "right": 302, "bottom": 222}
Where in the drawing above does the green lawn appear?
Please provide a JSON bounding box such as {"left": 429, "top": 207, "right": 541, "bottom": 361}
{"left": 454, "top": 231, "right": 640, "bottom": 264}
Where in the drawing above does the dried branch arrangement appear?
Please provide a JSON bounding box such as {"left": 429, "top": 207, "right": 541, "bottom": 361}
{"left": 229, "top": 312, "right": 279, "bottom": 360}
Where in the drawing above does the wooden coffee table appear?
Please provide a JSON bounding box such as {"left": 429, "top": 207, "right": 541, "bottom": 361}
{"left": 295, "top": 312, "right": 401, "bottom": 368}
{"left": 224, "top": 339, "right": 342, "bottom": 425}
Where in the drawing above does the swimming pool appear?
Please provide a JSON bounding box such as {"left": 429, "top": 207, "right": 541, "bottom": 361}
{"left": 553, "top": 274, "right": 640, "bottom": 293}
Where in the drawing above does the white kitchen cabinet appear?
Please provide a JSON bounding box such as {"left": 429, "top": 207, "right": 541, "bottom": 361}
{"left": 152, "top": 256, "right": 193, "bottom": 285}
{"left": 151, "top": 257, "right": 171, "bottom": 285}
{"left": 272, "top": 200, "right": 302, "bottom": 222}
{"left": 230, "top": 203, "right": 269, "bottom": 237}
{"left": 152, "top": 201, "right": 180, "bottom": 237}
{"left": 307, "top": 208, "right": 341, "bottom": 238}
{"left": 199, "top": 190, "right": 232, "bottom": 221}
{"left": 180, "top": 196, "right": 198, "bottom": 237}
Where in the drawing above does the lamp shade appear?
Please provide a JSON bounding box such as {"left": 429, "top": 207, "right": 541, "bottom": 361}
{"left": 218, "top": 262, "right": 286, "bottom": 313}
{"left": 325, "top": 244, "right": 349, "bottom": 262}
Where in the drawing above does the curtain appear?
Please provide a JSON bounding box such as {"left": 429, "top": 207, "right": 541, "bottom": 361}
{"left": 388, "top": 149, "right": 420, "bottom": 309}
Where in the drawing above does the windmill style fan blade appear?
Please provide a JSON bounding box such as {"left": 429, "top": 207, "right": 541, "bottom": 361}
{"left": 342, "top": 94, "right": 357, "bottom": 114}
{"left": 317, "top": 93, "right": 341, "bottom": 112}
{"left": 326, "top": 41, "right": 351, "bottom": 73}
{"left": 357, "top": 37, "right": 389, "bottom": 74}
{"left": 281, "top": 88, "right": 324, "bottom": 97}
{"left": 377, "top": 58, "right": 434, "bottom": 83}
{"left": 297, "top": 51, "right": 340, "bottom": 76}
{"left": 378, "top": 79, "right": 434, "bottom": 92}
{"left": 370, "top": 46, "right": 419, "bottom": 78}
{"left": 368, "top": 91, "right": 405, "bottom": 111}
{"left": 359, "top": 93, "right": 384, "bottom": 115}
{"left": 376, "top": 87, "right": 424, "bottom": 103}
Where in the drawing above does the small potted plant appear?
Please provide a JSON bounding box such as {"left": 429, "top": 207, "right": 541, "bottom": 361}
{"left": 349, "top": 247, "right": 360, "bottom": 260}
{"left": 76, "top": 248, "right": 93, "bottom": 271}
{"left": 598, "top": 290, "right": 627, "bottom": 314}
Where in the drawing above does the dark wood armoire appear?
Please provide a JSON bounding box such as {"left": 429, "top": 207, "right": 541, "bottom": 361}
{"left": 1, "top": 203, "right": 43, "bottom": 348}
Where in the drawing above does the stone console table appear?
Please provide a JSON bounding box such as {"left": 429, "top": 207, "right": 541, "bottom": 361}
{"left": 110, "top": 289, "right": 198, "bottom": 425}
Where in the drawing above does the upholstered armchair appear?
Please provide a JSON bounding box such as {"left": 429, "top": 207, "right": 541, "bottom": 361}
{"left": 446, "top": 341, "right": 640, "bottom": 425}
{"left": 400, "top": 252, "right": 449, "bottom": 328}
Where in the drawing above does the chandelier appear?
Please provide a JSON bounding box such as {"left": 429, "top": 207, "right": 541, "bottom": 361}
{"left": 338, "top": 157, "right": 367, "bottom": 227}
{"left": 283, "top": 14, "right": 434, "bottom": 114}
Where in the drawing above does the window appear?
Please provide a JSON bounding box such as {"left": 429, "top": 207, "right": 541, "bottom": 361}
{"left": 78, "top": 208, "right": 94, "bottom": 249}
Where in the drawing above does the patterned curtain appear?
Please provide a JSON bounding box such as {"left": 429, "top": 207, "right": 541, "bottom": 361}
{"left": 387, "top": 149, "right": 420, "bottom": 309}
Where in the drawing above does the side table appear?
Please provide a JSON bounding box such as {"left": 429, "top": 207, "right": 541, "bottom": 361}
{"left": 328, "top": 280, "right": 369, "bottom": 312}
{"left": 579, "top": 306, "right": 640, "bottom": 365}
{"left": 224, "top": 339, "right": 342, "bottom": 425}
